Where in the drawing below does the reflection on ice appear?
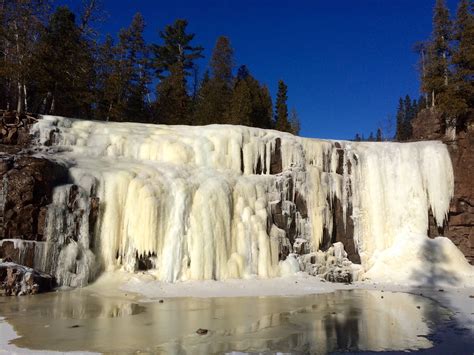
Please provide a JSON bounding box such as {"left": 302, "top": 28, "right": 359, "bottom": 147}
{"left": 0, "top": 290, "right": 451, "bottom": 354}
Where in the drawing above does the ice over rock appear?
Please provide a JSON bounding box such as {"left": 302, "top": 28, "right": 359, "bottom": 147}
{"left": 27, "top": 115, "right": 473, "bottom": 287}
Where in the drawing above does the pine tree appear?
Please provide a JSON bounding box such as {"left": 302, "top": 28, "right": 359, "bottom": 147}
{"left": 403, "top": 95, "right": 414, "bottom": 139}
{"left": 376, "top": 128, "right": 383, "bottom": 142}
{"left": 423, "top": 0, "right": 452, "bottom": 108}
{"left": 96, "top": 13, "right": 151, "bottom": 122}
{"left": 445, "top": 0, "right": 473, "bottom": 116}
{"left": 194, "top": 36, "right": 234, "bottom": 125}
{"left": 155, "top": 61, "right": 190, "bottom": 124}
{"left": 34, "top": 6, "right": 95, "bottom": 117}
{"left": 354, "top": 133, "right": 362, "bottom": 142}
{"left": 119, "top": 13, "right": 151, "bottom": 121}
{"left": 153, "top": 20, "right": 203, "bottom": 124}
{"left": 368, "top": 132, "right": 374, "bottom": 141}
{"left": 274, "top": 80, "right": 291, "bottom": 132}
{"left": 228, "top": 65, "right": 273, "bottom": 128}
{"left": 94, "top": 35, "right": 117, "bottom": 120}
{"left": 396, "top": 97, "right": 407, "bottom": 141}
{"left": 452, "top": 0, "right": 474, "bottom": 107}
{"left": 152, "top": 19, "right": 203, "bottom": 80}
{"left": 258, "top": 85, "right": 274, "bottom": 129}
{"left": 229, "top": 76, "right": 253, "bottom": 126}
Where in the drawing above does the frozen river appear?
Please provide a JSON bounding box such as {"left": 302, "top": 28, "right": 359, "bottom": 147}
{"left": 1, "top": 288, "right": 471, "bottom": 354}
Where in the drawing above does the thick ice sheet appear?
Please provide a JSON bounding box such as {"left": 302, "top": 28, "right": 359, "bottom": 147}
{"left": 29, "top": 115, "right": 471, "bottom": 286}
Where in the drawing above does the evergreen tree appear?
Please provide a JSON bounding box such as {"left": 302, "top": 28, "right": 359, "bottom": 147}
{"left": 396, "top": 98, "right": 407, "bottom": 141}
{"left": 423, "top": 0, "right": 452, "bottom": 107}
{"left": 274, "top": 80, "right": 291, "bottom": 132}
{"left": 152, "top": 19, "right": 203, "bottom": 79}
{"left": 94, "top": 35, "right": 117, "bottom": 120}
{"left": 229, "top": 76, "right": 253, "bottom": 126}
{"left": 34, "top": 6, "right": 95, "bottom": 117}
{"left": 153, "top": 19, "right": 203, "bottom": 124}
{"left": 403, "top": 94, "right": 414, "bottom": 138}
{"left": 354, "top": 133, "right": 362, "bottom": 142}
{"left": 443, "top": 0, "right": 474, "bottom": 117}
{"left": 368, "top": 132, "right": 374, "bottom": 141}
{"left": 376, "top": 128, "right": 383, "bottom": 141}
{"left": 155, "top": 61, "right": 190, "bottom": 124}
{"left": 96, "top": 13, "right": 151, "bottom": 122}
{"left": 194, "top": 36, "right": 234, "bottom": 125}
{"left": 228, "top": 65, "right": 273, "bottom": 128}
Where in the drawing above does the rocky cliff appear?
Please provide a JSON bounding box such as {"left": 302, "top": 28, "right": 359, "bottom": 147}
{"left": 412, "top": 109, "right": 474, "bottom": 263}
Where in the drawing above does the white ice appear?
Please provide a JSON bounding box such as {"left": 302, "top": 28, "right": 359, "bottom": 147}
{"left": 30, "top": 115, "right": 472, "bottom": 286}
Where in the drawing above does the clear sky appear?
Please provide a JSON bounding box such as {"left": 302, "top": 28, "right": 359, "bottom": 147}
{"left": 66, "top": 0, "right": 460, "bottom": 139}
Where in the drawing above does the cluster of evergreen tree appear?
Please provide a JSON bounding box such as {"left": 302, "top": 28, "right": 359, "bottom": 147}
{"left": 415, "top": 0, "right": 473, "bottom": 137}
{"left": 355, "top": 0, "right": 472, "bottom": 143}
{"left": 395, "top": 95, "right": 426, "bottom": 141}
{"left": 0, "top": 1, "right": 300, "bottom": 135}
{"left": 353, "top": 128, "right": 383, "bottom": 142}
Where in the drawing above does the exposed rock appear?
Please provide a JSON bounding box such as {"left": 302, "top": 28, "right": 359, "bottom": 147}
{"left": 412, "top": 109, "right": 474, "bottom": 263}
{"left": 0, "top": 261, "right": 53, "bottom": 296}
{"left": 298, "top": 242, "right": 360, "bottom": 283}
{"left": 0, "top": 111, "right": 38, "bottom": 146}
{"left": 0, "top": 155, "right": 69, "bottom": 241}
{"left": 270, "top": 138, "right": 282, "bottom": 174}
{"left": 196, "top": 328, "right": 208, "bottom": 335}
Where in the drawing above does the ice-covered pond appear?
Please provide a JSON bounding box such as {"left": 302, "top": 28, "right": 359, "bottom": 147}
{"left": 1, "top": 289, "right": 471, "bottom": 354}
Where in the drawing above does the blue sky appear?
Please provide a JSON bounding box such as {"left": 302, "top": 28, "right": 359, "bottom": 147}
{"left": 66, "top": 0, "right": 460, "bottom": 139}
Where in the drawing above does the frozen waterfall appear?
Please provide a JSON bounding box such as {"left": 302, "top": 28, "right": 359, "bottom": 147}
{"left": 28, "top": 115, "right": 471, "bottom": 287}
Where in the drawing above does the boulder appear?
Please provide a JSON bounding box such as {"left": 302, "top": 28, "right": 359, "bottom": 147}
{"left": 0, "top": 262, "right": 53, "bottom": 296}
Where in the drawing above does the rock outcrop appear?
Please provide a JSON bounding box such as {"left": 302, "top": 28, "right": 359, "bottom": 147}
{"left": 0, "top": 112, "right": 97, "bottom": 294}
{"left": 0, "top": 261, "right": 54, "bottom": 296}
{"left": 412, "top": 109, "right": 474, "bottom": 263}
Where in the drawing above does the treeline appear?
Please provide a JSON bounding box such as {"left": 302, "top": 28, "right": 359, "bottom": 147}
{"left": 0, "top": 1, "right": 300, "bottom": 134}
{"left": 355, "top": 0, "right": 473, "bottom": 142}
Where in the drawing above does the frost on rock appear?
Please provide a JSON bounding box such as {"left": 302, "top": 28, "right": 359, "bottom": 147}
{"left": 25, "top": 115, "right": 471, "bottom": 287}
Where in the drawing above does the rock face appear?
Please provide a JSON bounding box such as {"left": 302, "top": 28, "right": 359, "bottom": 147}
{"left": 412, "top": 109, "right": 474, "bottom": 263}
{"left": 0, "top": 262, "right": 54, "bottom": 296}
{"left": 0, "top": 112, "right": 99, "bottom": 294}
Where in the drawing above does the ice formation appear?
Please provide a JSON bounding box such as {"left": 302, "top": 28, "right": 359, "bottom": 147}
{"left": 24, "top": 115, "right": 472, "bottom": 286}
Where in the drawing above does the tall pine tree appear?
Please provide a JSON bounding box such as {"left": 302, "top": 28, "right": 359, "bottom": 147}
{"left": 95, "top": 13, "right": 151, "bottom": 122}
{"left": 423, "top": 0, "right": 452, "bottom": 108}
{"left": 274, "top": 80, "right": 291, "bottom": 132}
{"left": 194, "top": 36, "right": 234, "bottom": 125}
{"left": 229, "top": 65, "right": 273, "bottom": 128}
{"left": 153, "top": 19, "right": 202, "bottom": 124}
{"left": 34, "top": 6, "right": 95, "bottom": 117}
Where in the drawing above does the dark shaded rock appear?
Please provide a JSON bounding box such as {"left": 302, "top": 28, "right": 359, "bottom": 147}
{"left": 0, "top": 262, "right": 53, "bottom": 296}
{"left": 331, "top": 198, "right": 360, "bottom": 264}
{"left": 270, "top": 138, "right": 282, "bottom": 174}
{"left": 196, "top": 328, "right": 208, "bottom": 335}
{"left": 324, "top": 268, "right": 352, "bottom": 283}
{"left": 1, "top": 155, "right": 68, "bottom": 242}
